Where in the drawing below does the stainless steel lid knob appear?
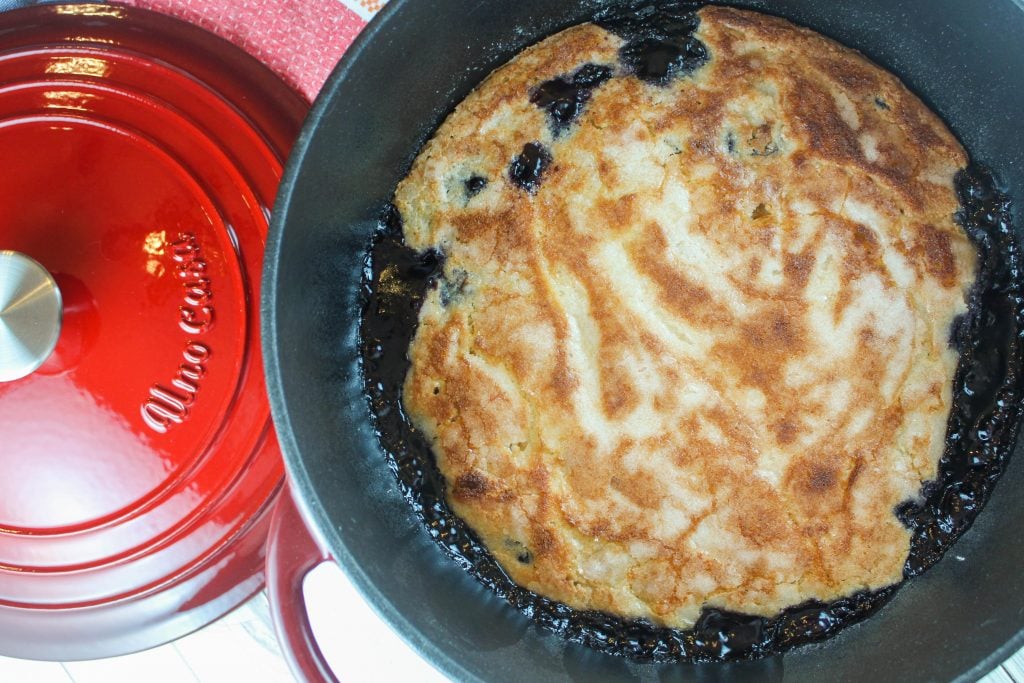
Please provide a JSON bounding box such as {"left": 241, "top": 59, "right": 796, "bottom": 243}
{"left": 0, "top": 251, "right": 63, "bottom": 382}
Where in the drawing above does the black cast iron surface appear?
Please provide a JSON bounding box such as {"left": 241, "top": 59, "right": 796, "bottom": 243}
{"left": 264, "top": 1, "right": 1024, "bottom": 681}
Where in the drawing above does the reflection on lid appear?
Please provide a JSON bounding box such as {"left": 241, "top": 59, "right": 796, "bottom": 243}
{"left": 146, "top": 259, "right": 166, "bottom": 277}
{"left": 43, "top": 90, "right": 96, "bottom": 112}
{"left": 143, "top": 231, "right": 167, "bottom": 256}
{"left": 55, "top": 5, "right": 125, "bottom": 19}
{"left": 145, "top": 231, "right": 168, "bottom": 278}
{"left": 63, "top": 36, "right": 116, "bottom": 45}
{"left": 45, "top": 56, "right": 109, "bottom": 78}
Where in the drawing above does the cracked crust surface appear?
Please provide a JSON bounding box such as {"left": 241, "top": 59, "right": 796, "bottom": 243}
{"left": 395, "top": 6, "right": 976, "bottom": 628}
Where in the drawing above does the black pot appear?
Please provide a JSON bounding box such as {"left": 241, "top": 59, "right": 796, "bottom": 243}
{"left": 262, "top": 1, "right": 1024, "bottom": 681}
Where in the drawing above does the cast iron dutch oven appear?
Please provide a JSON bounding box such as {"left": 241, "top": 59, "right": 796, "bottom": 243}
{"left": 262, "top": 1, "right": 1024, "bottom": 681}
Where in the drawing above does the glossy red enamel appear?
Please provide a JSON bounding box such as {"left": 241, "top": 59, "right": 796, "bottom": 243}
{"left": 0, "top": 3, "right": 306, "bottom": 659}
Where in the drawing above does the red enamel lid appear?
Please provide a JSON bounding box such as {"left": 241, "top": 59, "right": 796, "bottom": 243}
{"left": 0, "top": 3, "right": 306, "bottom": 659}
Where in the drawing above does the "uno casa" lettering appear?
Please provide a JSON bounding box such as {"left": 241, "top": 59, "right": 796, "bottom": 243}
{"left": 141, "top": 342, "right": 211, "bottom": 434}
{"left": 140, "top": 232, "right": 217, "bottom": 434}
{"left": 172, "top": 233, "right": 215, "bottom": 334}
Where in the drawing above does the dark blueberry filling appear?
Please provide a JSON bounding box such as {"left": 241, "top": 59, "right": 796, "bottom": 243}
{"left": 464, "top": 174, "right": 488, "bottom": 198}
{"left": 439, "top": 268, "right": 468, "bottom": 307}
{"left": 949, "top": 312, "right": 968, "bottom": 351}
{"left": 509, "top": 142, "right": 552, "bottom": 193}
{"left": 574, "top": 63, "right": 615, "bottom": 88}
{"left": 597, "top": 1, "right": 709, "bottom": 84}
{"left": 530, "top": 63, "right": 614, "bottom": 135}
{"left": 897, "top": 165, "right": 1024, "bottom": 576}
{"left": 725, "top": 130, "right": 737, "bottom": 155}
{"left": 505, "top": 538, "right": 534, "bottom": 565}
{"left": 360, "top": 161, "right": 1022, "bottom": 662}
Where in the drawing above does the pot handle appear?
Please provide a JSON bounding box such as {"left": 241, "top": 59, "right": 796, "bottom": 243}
{"left": 267, "top": 489, "right": 339, "bottom": 683}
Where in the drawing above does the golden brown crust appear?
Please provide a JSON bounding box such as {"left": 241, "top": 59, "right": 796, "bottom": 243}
{"left": 395, "top": 7, "right": 975, "bottom": 627}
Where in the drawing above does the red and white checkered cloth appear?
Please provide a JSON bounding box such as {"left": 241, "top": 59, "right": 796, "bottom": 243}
{"left": 119, "top": 0, "right": 388, "bottom": 101}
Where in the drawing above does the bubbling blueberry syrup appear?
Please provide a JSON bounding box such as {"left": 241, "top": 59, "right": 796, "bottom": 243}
{"left": 530, "top": 64, "right": 614, "bottom": 135}
{"left": 597, "top": 1, "right": 709, "bottom": 84}
{"left": 509, "top": 142, "right": 552, "bottom": 193}
{"left": 897, "top": 165, "right": 1024, "bottom": 575}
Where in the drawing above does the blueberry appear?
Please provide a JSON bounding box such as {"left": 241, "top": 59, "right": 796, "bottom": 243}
{"left": 509, "top": 142, "right": 552, "bottom": 193}
{"left": 464, "top": 174, "right": 488, "bottom": 198}
{"left": 530, "top": 64, "right": 613, "bottom": 134}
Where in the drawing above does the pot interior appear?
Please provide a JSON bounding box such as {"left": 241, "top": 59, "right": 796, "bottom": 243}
{"left": 264, "top": 1, "right": 1024, "bottom": 681}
